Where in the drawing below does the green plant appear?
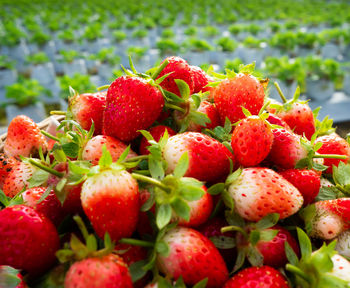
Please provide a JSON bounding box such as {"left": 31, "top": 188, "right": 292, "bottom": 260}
{"left": 82, "top": 23, "right": 102, "bottom": 41}
{"left": 203, "top": 26, "right": 219, "bottom": 37}
{"left": 184, "top": 26, "right": 197, "bottom": 36}
{"left": 296, "top": 32, "right": 319, "bottom": 49}
{"left": 243, "top": 36, "right": 262, "bottom": 49}
{"left": 59, "top": 50, "right": 82, "bottom": 63}
{"left": 228, "top": 24, "right": 244, "bottom": 35}
{"left": 0, "top": 55, "right": 15, "bottom": 70}
{"left": 26, "top": 52, "right": 50, "bottom": 65}
{"left": 319, "top": 28, "right": 347, "bottom": 45}
{"left": 132, "top": 29, "right": 148, "bottom": 39}
{"left": 127, "top": 46, "right": 148, "bottom": 60}
{"left": 5, "top": 78, "right": 49, "bottom": 107}
{"left": 59, "top": 74, "right": 96, "bottom": 99}
{"left": 270, "top": 32, "right": 297, "bottom": 51}
{"left": 144, "top": 18, "right": 156, "bottom": 29}
{"left": 0, "top": 22, "right": 25, "bottom": 47}
{"left": 89, "top": 48, "right": 121, "bottom": 66}
{"left": 225, "top": 58, "right": 244, "bottom": 72}
{"left": 246, "top": 24, "right": 261, "bottom": 35}
{"left": 58, "top": 29, "right": 75, "bottom": 43}
{"left": 156, "top": 39, "right": 180, "bottom": 55}
{"left": 305, "top": 57, "right": 344, "bottom": 83}
{"left": 269, "top": 22, "right": 281, "bottom": 33}
{"left": 161, "top": 29, "right": 175, "bottom": 38}
{"left": 30, "top": 30, "right": 51, "bottom": 46}
{"left": 125, "top": 20, "right": 139, "bottom": 29}
{"left": 109, "top": 69, "right": 124, "bottom": 82}
{"left": 113, "top": 31, "right": 127, "bottom": 42}
{"left": 216, "top": 37, "right": 237, "bottom": 52}
{"left": 285, "top": 20, "right": 299, "bottom": 30}
{"left": 185, "top": 38, "right": 213, "bottom": 52}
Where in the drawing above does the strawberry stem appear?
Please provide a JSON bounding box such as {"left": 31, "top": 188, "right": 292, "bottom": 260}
{"left": 73, "top": 215, "right": 89, "bottom": 242}
{"left": 124, "top": 155, "right": 149, "bottom": 162}
{"left": 50, "top": 110, "right": 66, "bottom": 116}
{"left": 97, "top": 84, "right": 110, "bottom": 91}
{"left": 151, "top": 59, "right": 169, "bottom": 80}
{"left": 41, "top": 130, "right": 60, "bottom": 142}
{"left": 313, "top": 154, "right": 347, "bottom": 159}
{"left": 28, "top": 159, "right": 64, "bottom": 178}
{"left": 274, "top": 82, "right": 288, "bottom": 103}
{"left": 119, "top": 238, "right": 154, "bottom": 248}
{"left": 259, "top": 101, "right": 270, "bottom": 116}
{"left": 132, "top": 173, "right": 171, "bottom": 193}
{"left": 286, "top": 264, "right": 312, "bottom": 284}
{"left": 164, "top": 103, "right": 186, "bottom": 113}
{"left": 221, "top": 225, "right": 248, "bottom": 239}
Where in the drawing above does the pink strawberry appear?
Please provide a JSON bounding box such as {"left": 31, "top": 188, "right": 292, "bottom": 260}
{"left": 82, "top": 135, "right": 137, "bottom": 165}
{"left": 0, "top": 205, "right": 60, "bottom": 276}
{"left": 163, "top": 132, "right": 234, "bottom": 182}
{"left": 157, "top": 226, "right": 229, "bottom": 287}
{"left": 103, "top": 75, "right": 164, "bottom": 142}
{"left": 223, "top": 266, "right": 290, "bottom": 288}
{"left": 190, "top": 65, "right": 214, "bottom": 93}
{"left": 69, "top": 91, "right": 106, "bottom": 135}
{"left": 213, "top": 73, "right": 265, "bottom": 123}
{"left": 279, "top": 169, "right": 321, "bottom": 205}
{"left": 231, "top": 116, "right": 274, "bottom": 167}
{"left": 156, "top": 56, "right": 194, "bottom": 97}
{"left": 4, "top": 115, "right": 48, "bottom": 158}
{"left": 228, "top": 167, "right": 303, "bottom": 221}
{"left": 139, "top": 125, "right": 176, "bottom": 155}
{"left": 64, "top": 254, "right": 133, "bottom": 288}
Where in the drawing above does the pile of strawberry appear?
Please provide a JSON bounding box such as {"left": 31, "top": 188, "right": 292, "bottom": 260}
{"left": 1, "top": 56, "right": 350, "bottom": 288}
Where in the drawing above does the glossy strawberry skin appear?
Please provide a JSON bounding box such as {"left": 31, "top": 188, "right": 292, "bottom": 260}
{"left": 190, "top": 65, "right": 213, "bottom": 93}
{"left": 163, "top": 132, "right": 234, "bottom": 183}
{"left": 187, "top": 100, "right": 221, "bottom": 132}
{"left": 70, "top": 91, "right": 106, "bottom": 135}
{"left": 157, "top": 56, "right": 194, "bottom": 97}
{"left": 256, "top": 225, "right": 300, "bottom": 268}
{"left": 139, "top": 125, "right": 176, "bottom": 155}
{"left": 81, "top": 169, "right": 139, "bottom": 242}
{"left": 0, "top": 205, "right": 60, "bottom": 276}
{"left": 315, "top": 134, "right": 350, "bottom": 174}
{"left": 213, "top": 73, "right": 265, "bottom": 124}
{"left": 4, "top": 115, "right": 48, "bottom": 158}
{"left": 103, "top": 76, "right": 164, "bottom": 142}
{"left": 223, "top": 266, "right": 290, "bottom": 288}
{"left": 276, "top": 102, "right": 315, "bottom": 140}
{"left": 280, "top": 169, "right": 321, "bottom": 205}
{"left": 0, "top": 153, "right": 18, "bottom": 190}
{"left": 157, "top": 227, "right": 229, "bottom": 288}
{"left": 64, "top": 254, "right": 133, "bottom": 288}
{"left": 266, "top": 114, "right": 291, "bottom": 130}
{"left": 231, "top": 116, "right": 273, "bottom": 167}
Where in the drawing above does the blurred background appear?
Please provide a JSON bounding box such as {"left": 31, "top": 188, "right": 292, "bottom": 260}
{"left": 0, "top": 0, "right": 350, "bottom": 135}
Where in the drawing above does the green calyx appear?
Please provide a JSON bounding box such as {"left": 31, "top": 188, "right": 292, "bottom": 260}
{"left": 203, "top": 117, "right": 233, "bottom": 147}
{"left": 273, "top": 82, "right": 308, "bottom": 113}
{"left": 0, "top": 266, "right": 22, "bottom": 288}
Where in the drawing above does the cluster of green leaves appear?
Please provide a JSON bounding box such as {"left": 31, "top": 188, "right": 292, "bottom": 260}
{"left": 0, "top": 55, "right": 15, "bottom": 70}
{"left": 59, "top": 74, "right": 96, "bottom": 99}
{"left": 88, "top": 48, "right": 121, "bottom": 66}
{"left": 26, "top": 52, "right": 50, "bottom": 65}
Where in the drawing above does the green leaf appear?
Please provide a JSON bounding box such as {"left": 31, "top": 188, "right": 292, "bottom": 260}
{"left": 239, "top": 62, "right": 255, "bottom": 74}
{"left": 232, "top": 249, "right": 246, "bottom": 272}
{"left": 86, "top": 234, "right": 97, "bottom": 252}
{"left": 209, "top": 236, "right": 236, "bottom": 249}
{"left": 0, "top": 189, "right": 9, "bottom": 207}
{"left": 297, "top": 227, "right": 312, "bottom": 259}
{"left": 249, "top": 230, "right": 261, "bottom": 246}
{"left": 157, "top": 277, "right": 173, "bottom": 288}
{"left": 174, "top": 79, "right": 190, "bottom": 100}
{"left": 315, "top": 186, "right": 342, "bottom": 201}
{"left": 53, "top": 148, "right": 67, "bottom": 163}
{"left": 207, "top": 183, "right": 225, "bottom": 195}
{"left": 117, "top": 146, "right": 131, "bottom": 164}
{"left": 224, "top": 117, "right": 232, "bottom": 133}
{"left": 62, "top": 142, "right": 79, "bottom": 158}
{"left": 156, "top": 204, "right": 172, "bottom": 229}
{"left": 189, "top": 111, "right": 211, "bottom": 126}
{"left": 225, "top": 168, "right": 242, "bottom": 186}
{"left": 99, "top": 145, "right": 113, "bottom": 168}
{"left": 333, "top": 162, "right": 350, "bottom": 188}
{"left": 149, "top": 156, "right": 165, "bottom": 180}
{"left": 173, "top": 152, "right": 189, "bottom": 178}
{"left": 247, "top": 246, "right": 264, "bottom": 267}
{"left": 178, "top": 178, "right": 204, "bottom": 201}
{"left": 104, "top": 233, "right": 113, "bottom": 250}
{"left": 241, "top": 106, "right": 252, "bottom": 117}
{"left": 285, "top": 241, "right": 299, "bottom": 266}
{"left": 225, "top": 210, "right": 245, "bottom": 227}
{"left": 193, "top": 278, "right": 208, "bottom": 288}
{"left": 299, "top": 204, "right": 317, "bottom": 234}
{"left": 56, "top": 249, "right": 75, "bottom": 263}
{"left": 174, "top": 276, "right": 186, "bottom": 288}
{"left": 222, "top": 189, "right": 234, "bottom": 212}
{"left": 37, "top": 186, "right": 53, "bottom": 204}
{"left": 141, "top": 189, "right": 155, "bottom": 212}
{"left": 68, "top": 160, "right": 91, "bottom": 175}
{"left": 0, "top": 266, "right": 21, "bottom": 288}
{"left": 259, "top": 229, "right": 279, "bottom": 242}
{"left": 28, "top": 169, "right": 49, "bottom": 188}
{"left": 192, "top": 94, "right": 202, "bottom": 109}
{"left": 129, "top": 260, "right": 148, "bottom": 282}
{"left": 255, "top": 213, "right": 280, "bottom": 230}
{"left": 171, "top": 197, "right": 191, "bottom": 221}
{"left": 155, "top": 240, "right": 170, "bottom": 256}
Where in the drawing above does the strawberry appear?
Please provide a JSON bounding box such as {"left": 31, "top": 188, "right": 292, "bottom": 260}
{"left": 329, "top": 254, "right": 350, "bottom": 283}
{"left": 228, "top": 168, "right": 303, "bottom": 221}
{"left": 103, "top": 75, "right": 164, "bottom": 142}
{"left": 0, "top": 153, "right": 18, "bottom": 190}
{"left": 69, "top": 91, "right": 106, "bottom": 135}
{"left": 267, "top": 128, "right": 308, "bottom": 170}
{"left": 231, "top": 115, "right": 274, "bottom": 167}
{"left": 64, "top": 254, "right": 133, "bottom": 288}
{"left": 3, "top": 161, "right": 37, "bottom": 197}
{"left": 4, "top": 115, "right": 48, "bottom": 158}
{"left": 301, "top": 198, "right": 350, "bottom": 240}
{"left": 82, "top": 135, "right": 137, "bottom": 165}
{"left": 279, "top": 169, "right": 321, "bottom": 205}
{"left": 190, "top": 65, "right": 213, "bottom": 93}
{"left": 223, "top": 266, "right": 290, "bottom": 288}
{"left": 0, "top": 205, "right": 60, "bottom": 276}
{"left": 139, "top": 125, "right": 176, "bottom": 155}
{"left": 163, "top": 132, "right": 234, "bottom": 182}
{"left": 22, "top": 187, "right": 64, "bottom": 226}
{"left": 266, "top": 114, "right": 291, "bottom": 130}
{"left": 156, "top": 56, "right": 194, "bottom": 97}
{"left": 157, "top": 226, "right": 229, "bottom": 287}
{"left": 213, "top": 73, "right": 265, "bottom": 124}
{"left": 315, "top": 134, "right": 350, "bottom": 174}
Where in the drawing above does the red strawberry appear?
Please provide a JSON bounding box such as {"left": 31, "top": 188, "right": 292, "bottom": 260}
{"left": 267, "top": 128, "right": 308, "bottom": 169}
{"left": 64, "top": 254, "right": 133, "bottom": 288}
{"left": 256, "top": 225, "right": 300, "bottom": 268}
{"left": 163, "top": 132, "right": 234, "bottom": 182}
{"left": 190, "top": 65, "right": 213, "bottom": 93}
{"left": 223, "top": 266, "right": 290, "bottom": 288}
{"left": 187, "top": 100, "right": 221, "bottom": 132}
{"left": 304, "top": 198, "right": 350, "bottom": 240}
{"left": 22, "top": 187, "right": 64, "bottom": 226}
{"left": 315, "top": 134, "right": 350, "bottom": 174}
{"left": 0, "top": 153, "right": 18, "bottom": 190}
{"left": 0, "top": 205, "right": 60, "bottom": 276}
{"left": 266, "top": 114, "right": 291, "bottom": 130}
{"left": 228, "top": 167, "right": 303, "bottom": 221}
{"left": 4, "top": 115, "right": 48, "bottom": 158}
{"left": 139, "top": 125, "right": 176, "bottom": 155}
{"left": 3, "top": 161, "right": 36, "bottom": 197}
{"left": 231, "top": 116, "right": 274, "bottom": 167}
{"left": 82, "top": 135, "right": 137, "bottom": 165}
{"left": 103, "top": 75, "right": 164, "bottom": 142}
{"left": 157, "top": 226, "right": 229, "bottom": 287}
{"left": 156, "top": 56, "right": 194, "bottom": 97}
{"left": 69, "top": 91, "right": 106, "bottom": 135}
{"left": 279, "top": 169, "right": 321, "bottom": 205}
{"left": 81, "top": 169, "right": 139, "bottom": 242}
{"left": 213, "top": 73, "right": 265, "bottom": 123}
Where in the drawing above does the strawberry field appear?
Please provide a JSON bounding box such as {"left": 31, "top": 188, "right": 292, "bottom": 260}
{"left": 1, "top": 0, "right": 350, "bottom": 287}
